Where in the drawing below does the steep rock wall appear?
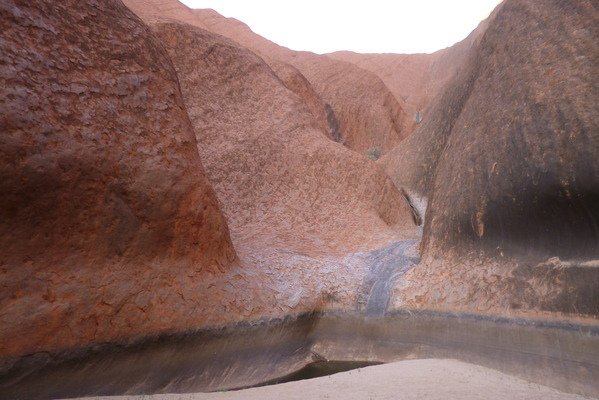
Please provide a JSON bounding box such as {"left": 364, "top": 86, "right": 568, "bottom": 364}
{"left": 391, "top": 0, "right": 599, "bottom": 317}
{"left": 0, "top": 0, "right": 236, "bottom": 358}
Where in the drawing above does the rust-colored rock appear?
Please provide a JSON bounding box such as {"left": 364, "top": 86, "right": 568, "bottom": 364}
{"left": 2, "top": 1, "right": 599, "bottom": 396}
{"left": 377, "top": 20, "right": 491, "bottom": 194}
{"left": 151, "top": 21, "right": 417, "bottom": 256}
{"left": 389, "top": 0, "right": 599, "bottom": 316}
{"left": 397, "top": 0, "right": 599, "bottom": 260}
{"left": 289, "top": 54, "right": 408, "bottom": 156}
{"left": 267, "top": 60, "right": 339, "bottom": 141}
{"left": 123, "top": 0, "right": 409, "bottom": 157}
{"left": 330, "top": 18, "right": 489, "bottom": 133}
{"left": 0, "top": 0, "right": 419, "bottom": 364}
{"left": 329, "top": 51, "right": 435, "bottom": 134}
{"left": 329, "top": 17, "right": 491, "bottom": 148}
{"left": 0, "top": 0, "right": 236, "bottom": 358}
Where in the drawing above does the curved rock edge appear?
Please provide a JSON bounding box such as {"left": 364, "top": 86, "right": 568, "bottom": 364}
{"left": 1, "top": 310, "right": 597, "bottom": 399}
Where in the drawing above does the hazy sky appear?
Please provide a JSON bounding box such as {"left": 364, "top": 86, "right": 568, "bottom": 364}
{"left": 179, "top": 0, "right": 502, "bottom": 54}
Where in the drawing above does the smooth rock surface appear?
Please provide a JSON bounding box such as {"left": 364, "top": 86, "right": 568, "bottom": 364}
{"left": 389, "top": 0, "right": 599, "bottom": 316}
{"left": 69, "top": 359, "right": 590, "bottom": 400}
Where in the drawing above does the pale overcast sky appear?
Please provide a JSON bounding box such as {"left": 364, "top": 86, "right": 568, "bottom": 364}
{"left": 179, "top": 0, "right": 502, "bottom": 54}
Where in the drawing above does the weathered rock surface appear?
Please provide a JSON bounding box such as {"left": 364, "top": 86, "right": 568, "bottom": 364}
{"left": 123, "top": 0, "right": 409, "bottom": 156}
{"left": 267, "top": 60, "right": 339, "bottom": 141}
{"left": 119, "top": 1, "right": 421, "bottom": 331}
{"left": 379, "top": 46, "right": 481, "bottom": 197}
{"left": 329, "top": 21, "right": 487, "bottom": 136}
{"left": 376, "top": 19, "right": 491, "bottom": 194}
{"left": 0, "top": 0, "right": 236, "bottom": 358}
{"left": 2, "top": 0, "right": 599, "bottom": 398}
{"left": 289, "top": 54, "right": 408, "bottom": 155}
{"left": 388, "top": 0, "right": 599, "bottom": 316}
{"left": 151, "top": 21, "right": 417, "bottom": 256}
{"left": 329, "top": 51, "right": 436, "bottom": 133}
{"left": 0, "top": 0, "right": 419, "bottom": 365}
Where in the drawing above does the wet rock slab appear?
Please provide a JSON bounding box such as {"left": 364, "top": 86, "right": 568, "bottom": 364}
{"left": 1, "top": 311, "right": 597, "bottom": 399}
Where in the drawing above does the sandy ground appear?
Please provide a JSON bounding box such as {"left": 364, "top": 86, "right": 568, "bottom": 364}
{"left": 75, "top": 358, "right": 592, "bottom": 400}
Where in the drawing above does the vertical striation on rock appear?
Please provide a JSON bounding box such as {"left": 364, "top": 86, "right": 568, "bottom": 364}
{"left": 422, "top": 0, "right": 599, "bottom": 260}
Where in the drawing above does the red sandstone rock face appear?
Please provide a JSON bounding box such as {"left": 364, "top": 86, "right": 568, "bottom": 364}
{"left": 389, "top": 0, "right": 599, "bottom": 316}
{"left": 331, "top": 18, "right": 489, "bottom": 137}
{"left": 267, "top": 60, "right": 338, "bottom": 141}
{"left": 329, "top": 52, "right": 436, "bottom": 134}
{"left": 379, "top": 18, "right": 491, "bottom": 197}
{"left": 329, "top": 24, "right": 484, "bottom": 132}
{"left": 289, "top": 54, "right": 408, "bottom": 156}
{"left": 151, "top": 21, "right": 417, "bottom": 256}
{"left": 3, "top": 0, "right": 596, "bottom": 374}
{"left": 123, "top": 0, "right": 408, "bottom": 157}
{"left": 422, "top": 0, "right": 599, "bottom": 260}
{"left": 0, "top": 0, "right": 236, "bottom": 358}
{"left": 0, "top": 0, "right": 419, "bottom": 364}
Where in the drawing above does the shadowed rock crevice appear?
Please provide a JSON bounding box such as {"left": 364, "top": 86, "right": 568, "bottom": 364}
{"left": 400, "top": 189, "right": 423, "bottom": 226}
{"left": 324, "top": 103, "right": 342, "bottom": 143}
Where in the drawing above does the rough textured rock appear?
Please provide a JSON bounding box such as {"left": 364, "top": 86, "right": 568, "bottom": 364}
{"left": 2, "top": 0, "right": 598, "bottom": 395}
{"left": 289, "top": 54, "right": 408, "bottom": 155}
{"left": 389, "top": 0, "right": 599, "bottom": 316}
{"left": 427, "top": 0, "right": 597, "bottom": 259}
{"left": 329, "top": 51, "right": 436, "bottom": 133}
{"left": 379, "top": 47, "right": 481, "bottom": 197}
{"left": 0, "top": 0, "right": 236, "bottom": 358}
{"left": 267, "top": 60, "right": 339, "bottom": 141}
{"left": 123, "top": 0, "right": 409, "bottom": 156}
{"left": 329, "top": 21, "right": 487, "bottom": 136}
{"left": 0, "top": 0, "right": 420, "bottom": 366}
{"left": 374, "top": 20, "right": 491, "bottom": 193}
{"left": 151, "top": 21, "right": 417, "bottom": 256}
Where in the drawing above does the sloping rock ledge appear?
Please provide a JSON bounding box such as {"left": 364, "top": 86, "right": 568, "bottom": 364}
{"left": 0, "top": 310, "right": 597, "bottom": 399}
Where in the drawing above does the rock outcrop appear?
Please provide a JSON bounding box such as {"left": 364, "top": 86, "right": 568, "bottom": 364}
{"left": 289, "top": 53, "right": 408, "bottom": 155}
{"left": 151, "top": 21, "right": 417, "bottom": 256}
{"left": 388, "top": 0, "right": 599, "bottom": 316}
{"left": 423, "top": 0, "right": 598, "bottom": 261}
{"left": 330, "top": 18, "right": 489, "bottom": 136}
{"left": 0, "top": 0, "right": 236, "bottom": 358}
{"left": 267, "top": 60, "right": 338, "bottom": 141}
{"left": 329, "top": 51, "right": 436, "bottom": 132}
{"left": 123, "top": 0, "right": 409, "bottom": 156}
{"left": 0, "top": 0, "right": 419, "bottom": 364}
{"left": 2, "top": 0, "right": 598, "bottom": 398}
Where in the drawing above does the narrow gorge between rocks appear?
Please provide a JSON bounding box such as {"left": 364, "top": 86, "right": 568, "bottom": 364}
{"left": 0, "top": 0, "right": 598, "bottom": 399}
